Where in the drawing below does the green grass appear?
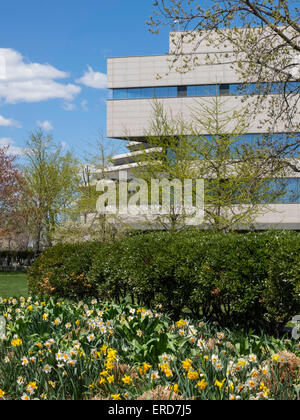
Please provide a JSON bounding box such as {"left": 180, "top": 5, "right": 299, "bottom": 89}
{"left": 0, "top": 272, "right": 28, "bottom": 298}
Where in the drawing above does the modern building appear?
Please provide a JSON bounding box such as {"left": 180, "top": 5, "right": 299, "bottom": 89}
{"left": 97, "top": 30, "right": 300, "bottom": 229}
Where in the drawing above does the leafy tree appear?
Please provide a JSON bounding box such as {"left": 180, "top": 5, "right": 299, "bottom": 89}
{"left": 131, "top": 99, "right": 289, "bottom": 231}
{"left": 23, "top": 129, "right": 79, "bottom": 252}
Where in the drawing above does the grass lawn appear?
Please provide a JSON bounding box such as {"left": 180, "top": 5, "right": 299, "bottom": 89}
{"left": 0, "top": 272, "right": 28, "bottom": 298}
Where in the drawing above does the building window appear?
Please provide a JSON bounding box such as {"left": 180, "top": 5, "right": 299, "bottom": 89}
{"left": 268, "top": 178, "right": 300, "bottom": 204}
{"left": 187, "top": 85, "right": 219, "bottom": 97}
{"left": 127, "top": 88, "right": 140, "bottom": 99}
{"left": 178, "top": 86, "right": 187, "bottom": 97}
{"left": 113, "top": 89, "right": 128, "bottom": 100}
{"left": 219, "top": 84, "right": 230, "bottom": 96}
{"left": 154, "top": 86, "right": 178, "bottom": 98}
{"left": 140, "top": 87, "right": 155, "bottom": 98}
{"left": 110, "top": 81, "right": 299, "bottom": 100}
{"left": 204, "top": 177, "right": 300, "bottom": 205}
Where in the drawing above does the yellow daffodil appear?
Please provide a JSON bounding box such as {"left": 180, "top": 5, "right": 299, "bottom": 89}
{"left": 143, "top": 362, "right": 152, "bottom": 373}
{"left": 169, "top": 384, "right": 180, "bottom": 394}
{"left": 182, "top": 358, "right": 193, "bottom": 371}
{"left": 122, "top": 375, "right": 133, "bottom": 385}
{"left": 11, "top": 338, "right": 22, "bottom": 347}
{"left": 107, "top": 375, "right": 114, "bottom": 384}
{"left": 187, "top": 370, "right": 199, "bottom": 380}
{"left": 196, "top": 379, "right": 208, "bottom": 390}
{"left": 215, "top": 379, "right": 226, "bottom": 390}
{"left": 176, "top": 319, "right": 184, "bottom": 328}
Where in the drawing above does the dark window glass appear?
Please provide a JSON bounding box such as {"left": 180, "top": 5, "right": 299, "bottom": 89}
{"left": 178, "top": 86, "right": 187, "bottom": 97}
{"left": 220, "top": 84, "right": 230, "bottom": 96}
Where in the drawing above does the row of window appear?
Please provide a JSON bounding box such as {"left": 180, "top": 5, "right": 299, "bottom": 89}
{"left": 266, "top": 178, "right": 300, "bottom": 204}
{"left": 110, "top": 82, "right": 299, "bottom": 100}
{"left": 220, "top": 178, "right": 300, "bottom": 204}
{"left": 166, "top": 133, "right": 300, "bottom": 157}
{"left": 134, "top": 178, "right": 300, "bottom": 205}
{"left": 111, "top": 86, "right": 178, "bottom": 100}
{"left": 204, "top": 178, "right": 300, "bottom": 204}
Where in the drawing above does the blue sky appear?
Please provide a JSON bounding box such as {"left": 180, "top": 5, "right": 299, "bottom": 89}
{"left": 0, "top": 0, "right": 170, "bottom": 161}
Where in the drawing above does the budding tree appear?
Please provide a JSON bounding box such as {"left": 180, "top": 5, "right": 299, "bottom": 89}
{"left": 148, "top": 1, "right": 300, "bottom": 143}
{"left": 23, "top": 130, "right": 80, "bottom": 252}
{"left": 131, "top": 99, "right": 290, "bottom": 231}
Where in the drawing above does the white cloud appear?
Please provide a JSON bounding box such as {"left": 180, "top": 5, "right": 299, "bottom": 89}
{"left": 0, "top": 48, "right": 81, "bottom": 103}
{"left": 0, "top": 114, "right": 21, "bottom": 127}
{"left": 37, "top": 120, "right": 53, "bottom": 131}
{"left": 0, "top": 137, "right": 24, "bottom": 155}
{"left": 81, "top": 99, "right": 88, "bottom": 111}
{"left": 76, "top": 65, "right": 107, "bottom": 89}
{"left": 62, "top": 102, "right": 76, "bottom": 111}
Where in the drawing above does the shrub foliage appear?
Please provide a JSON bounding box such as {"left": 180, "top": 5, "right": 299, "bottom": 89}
{"left": 28, "top": 231, "right": 300, "bottom": 333}
{"left": 28, "top": 242, "right": 99, "bottom": 298}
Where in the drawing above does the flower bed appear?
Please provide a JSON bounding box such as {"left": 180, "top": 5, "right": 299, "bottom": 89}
{"left": 0, "top": 297, "right": 299, "bottom": 400}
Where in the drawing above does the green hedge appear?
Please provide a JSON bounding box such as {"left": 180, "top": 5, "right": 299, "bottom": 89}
{"left": 28, "top": 231, "right": 300, "bottom": 333}
{"left": 28, "top": 242, "right": 100, "bottom": 299}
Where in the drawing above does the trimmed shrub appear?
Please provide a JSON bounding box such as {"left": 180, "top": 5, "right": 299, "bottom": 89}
{"left": 88, "top": 230, "right": 300, "bottom": 333}
{"left": 28, "top": 242, "right": 101, "bottom": 299}
{"left": 88, "top": 231, "right": 192, "bottom": 314}
{"left": 28, "top": 231, "right": 300, "bottom": 333}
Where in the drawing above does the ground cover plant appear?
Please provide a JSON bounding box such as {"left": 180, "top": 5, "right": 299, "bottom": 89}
{"left": 0, "top": 272, "right": 28, "bottom": 298}
{"left": 0, "top": 297, "right": 299, "bottom": 400}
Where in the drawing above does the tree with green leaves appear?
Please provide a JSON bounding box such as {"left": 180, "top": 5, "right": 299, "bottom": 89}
{"left": 131, "top": 99, "right": 290, "bottom": 231}
{"left": 23, "top": 129, "right": 80, "bottom": 252}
